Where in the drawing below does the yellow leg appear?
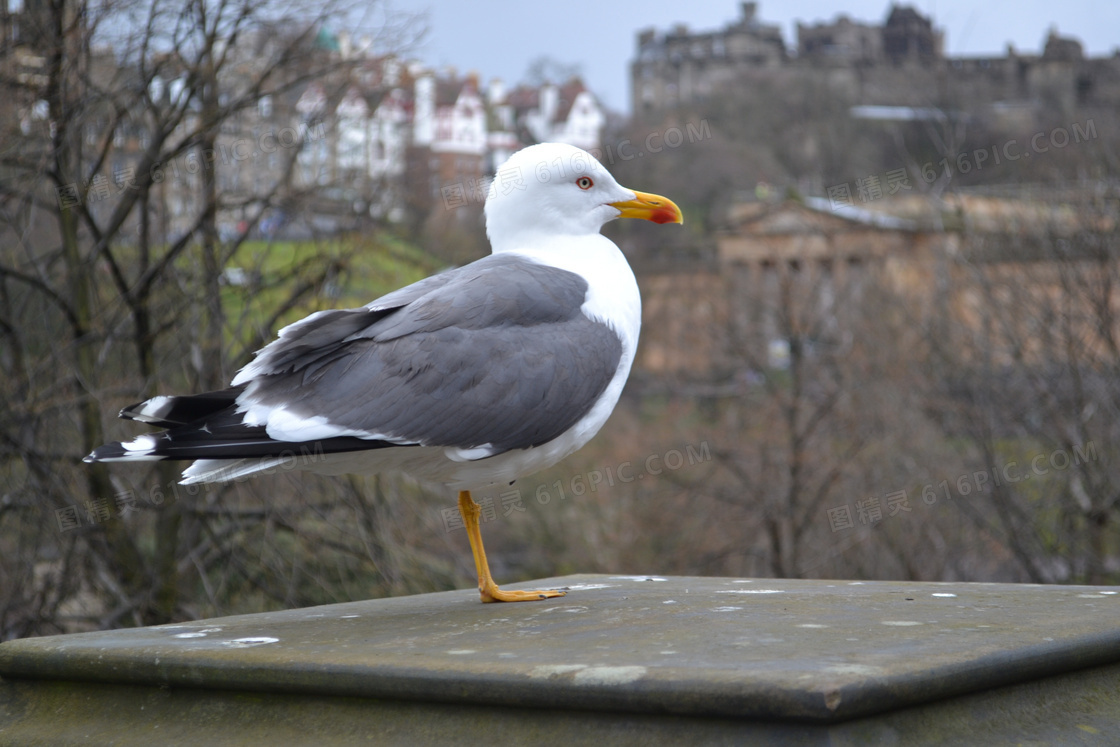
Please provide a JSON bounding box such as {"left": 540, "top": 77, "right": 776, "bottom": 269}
{"left": 458, "top": 490, "right": 566, "bottom": 603}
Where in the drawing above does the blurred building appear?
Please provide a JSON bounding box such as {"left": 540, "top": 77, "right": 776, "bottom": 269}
{"left": 282, "top": 57, "right": 608, "bottom": 231}
{"left": 631, "top": 3, "right": 1117, "bottom": 124}
{"left": 637, "top": 190, "right": 1119, "bottom": 381}
{"left": 632, "top": 2, "right": 786, "bottom": 114}
{"left": 3, "top": 12, "right": 609, "bottom": 242}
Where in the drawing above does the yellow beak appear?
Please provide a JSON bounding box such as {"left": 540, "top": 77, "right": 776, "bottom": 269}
{"left": 610, "top": 190, "right": 683, "bottom": 225}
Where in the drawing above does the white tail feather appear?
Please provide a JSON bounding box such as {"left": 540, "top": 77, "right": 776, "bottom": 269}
{"left": 179, "top": 457, "right": 286, "bottom": 485}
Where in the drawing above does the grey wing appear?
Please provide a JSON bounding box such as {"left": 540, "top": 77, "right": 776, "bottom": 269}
{"left": 231, "top": 266, "right": 461, "bottom": 386}
{"left": 239, "top": 254, "right": 624, "bottom": 455}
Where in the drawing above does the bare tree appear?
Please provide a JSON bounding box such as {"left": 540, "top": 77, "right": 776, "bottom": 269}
{"left": 922, "top": 198, "right": 1120, "bottom": 584}
{"left": 0, "top": 0, "right": 433, "bottom": 636}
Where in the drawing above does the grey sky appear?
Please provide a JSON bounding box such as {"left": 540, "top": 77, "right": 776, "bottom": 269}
{"left": 382, "top": 1, "right": 1118, "bottom": 113}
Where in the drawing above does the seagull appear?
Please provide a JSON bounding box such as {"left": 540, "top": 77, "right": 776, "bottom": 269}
{"left": 85, "top": 142, "right": 683, "bottom": 602}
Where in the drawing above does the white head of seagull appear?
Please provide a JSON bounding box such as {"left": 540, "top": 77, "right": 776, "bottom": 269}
{"left": 485, "top": 142, "right": 681, "bottom": 253}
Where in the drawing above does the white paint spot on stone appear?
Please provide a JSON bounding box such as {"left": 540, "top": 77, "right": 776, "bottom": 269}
{"left": 222, "top": 637, "right": 279, "bottom": 648}
{"left": 172, "top": 627, "right": 222, "bottom": 639}
{"left": 573, "top": 666, "right": 647, "bottom": 686}
{"left": 529, "top": 664, "right": 588, "bottom": 679}
{"left": 715, "top": 589, "right": 783, "bottom": 594}
{"left": 564, "top": 584, "right": 614, "bottom": 591}
{"left": 797, "top": 623, "right": 828, "bottom": 628}
{"left": 712, "top": 606, "right": 743, "bottom": 612}
{"left": 447, "top": 649, "right": 476, "bottom": 655}
{"left": 848, "top": 581, "right": 865, "bottom": 585}
{"left": 1099, "top": 591, "right": 1117, "bottom": 595}
{"left": 663, "top": 600, "right": 678, "bottom": 605}
{"left": 1078, "top": 593, "right": 1107, "bottom": 598}
{"left": 659, "top": 651, "right": 678, "bottom": 655}
{"left": 340, "top": 614, "right": 361, "bottom": 619}
{"left": 609, "top": 576, "right": 667, "bottom": 582}
{"left": 931, "top": 593, "right": 957, "bottom": 598}
{"left": 881, "top": 620, "right": 923, "bottom": 626}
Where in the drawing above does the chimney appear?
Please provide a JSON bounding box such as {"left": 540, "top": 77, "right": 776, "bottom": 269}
{"left": 413, "top": 74, "right": 434, "bottom": 146}
{"left": 540, "top": 83, "right": 559, "bottom": 126}
{"left": 488, "top": 77, "right": 505, "bottom": 105}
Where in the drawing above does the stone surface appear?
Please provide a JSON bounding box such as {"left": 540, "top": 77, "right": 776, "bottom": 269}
{"left": 2, "top": 574, "right": 1120, "bottom": 743}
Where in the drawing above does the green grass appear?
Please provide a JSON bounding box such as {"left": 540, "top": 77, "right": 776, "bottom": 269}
{"left": 220, "top": 232, "right": 444, "bottom": 352}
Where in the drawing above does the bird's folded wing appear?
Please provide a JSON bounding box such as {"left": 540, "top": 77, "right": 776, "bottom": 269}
{"left": 236, "top": 254, "right": 624, "bottom": 457}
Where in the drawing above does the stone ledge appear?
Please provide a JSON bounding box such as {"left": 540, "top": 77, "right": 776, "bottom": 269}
{"left": 2, "top": 575, "right": 1119, "bottom": 743}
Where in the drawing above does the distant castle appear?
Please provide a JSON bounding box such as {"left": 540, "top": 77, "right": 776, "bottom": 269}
{"left": 632, "top": 2, "right": 1117, "bottom": 125}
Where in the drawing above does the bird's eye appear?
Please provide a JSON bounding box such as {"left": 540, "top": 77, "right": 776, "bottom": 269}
{"left": 576, "top": 176, "right": 593, "bottom": 190}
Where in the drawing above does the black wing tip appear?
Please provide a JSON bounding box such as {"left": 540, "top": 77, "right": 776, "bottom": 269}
{"left": 118, "top": 388, "right": 246, "bottom": 427}
{"left": 84, "top": 443, "right": 120, "bottom": 463}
